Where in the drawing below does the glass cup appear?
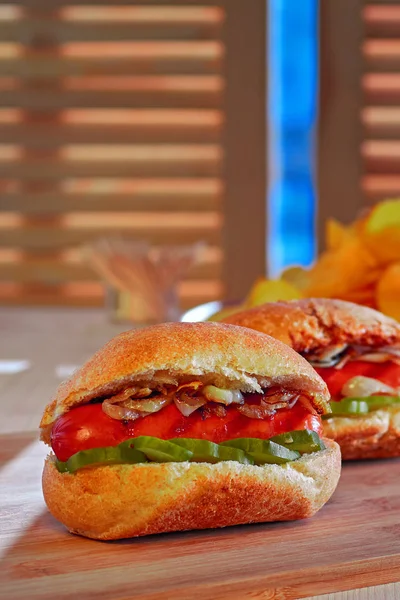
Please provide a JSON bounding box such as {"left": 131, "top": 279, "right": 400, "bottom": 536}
{"left": 85, "top": 239, "right": 204, "bottom": 325}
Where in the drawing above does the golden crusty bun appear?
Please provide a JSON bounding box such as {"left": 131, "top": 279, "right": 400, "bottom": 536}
{"left": 41, "top": 322, "right": 340, "bottom": 539}
{"left": 40, "top": 321, "right": 331, "bottom": 439}
{"left": 223, "top": 298, "right": 400, "bottom": 355}
{"left": 224, "top": 299, "right": 400, "bottom": 459}
{"left": 43, "top": 439, "right": 340, "bottom": 540}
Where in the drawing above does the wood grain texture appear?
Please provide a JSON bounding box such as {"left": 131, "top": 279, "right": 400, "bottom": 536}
{"left": 0, "top": 308, "right": 398, "bottom": 600}
{"left": 1, "top": 432, "right": 400, "bottom": 600}
{"left": 308, "top": 584, "right": 400, "bottom": 600}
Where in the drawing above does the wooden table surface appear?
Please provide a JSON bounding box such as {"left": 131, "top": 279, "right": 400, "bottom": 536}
{"left": 0, "top": 308, "right": 399, "bottom": 600}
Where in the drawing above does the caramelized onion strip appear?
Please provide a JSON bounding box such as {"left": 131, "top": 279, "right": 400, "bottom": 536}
{"left": 102, "top": 392, "right": 172, "bottom": 421}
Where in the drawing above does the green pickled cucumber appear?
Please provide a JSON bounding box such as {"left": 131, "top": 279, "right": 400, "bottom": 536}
{"left": 169, "top": 438, "right": 254, "bottom": 465}
{"left": 132, "top": 436, "right": 193, "bottom": 462}
{"left": 55, "top": 443, "right": 147, "bottom": 474}
{"left": 323, "top": 396, "right": 400, "bottom": 419}
{"left": 56, "top": 430, "right": 325, "bottom": 474}
{"left": 350, "top": 395, "right": 400, "bottom": 410}
{"left": 270, "top": 429, "right": 326, "bottom": 453}
{"left": 323, "top": 398, "right": 370, "bottom": 418}
{"left": 220, "top": 438, "right": 300, "bottom": 465}
{"left": 55, "top": 460, "right": 69, "bottom": 473}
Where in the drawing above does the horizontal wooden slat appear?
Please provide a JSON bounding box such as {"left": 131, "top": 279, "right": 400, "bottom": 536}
{"left": 363, "top": 39, "right": 400, "bottom": 70}
{"left": 362, "top": 174, "right": 400, "bottom": 199}
{"left": 0, "top": 87, "right": 222, "bottom": 109}
{"left": 63, "top": 74, "right": 222, "bottom": 91}
{"left": 364, "top": 5, "right": 400, "bottom": 37}
{"left": 0, "top": 187, "right": 222, "bottom": 213}
{"left": 60, "top": 6, "right": 222, "bottom": 23}
{"left": 362, "top": 139, "right": 400, "bottom": 172}
{"left": 362, "top": 106, "right": 400, "bottom": 137}
{"left": 0, "top": 108, "right": 19, "bottom": 122}
{"left": 0, "top": 121, "right": 222, "bottom": 146}
{"left": 0, "top": 4, "right": 225, "bottom": 311}
{"left": 0, "top": 19, "right": 221, "bottom": 43}
{"left": 60, "top": 6, "right": 222, "bottom": 21}
{"left": 0, "top": 281, "right": 222, "bottom": 310}
{"left": 0, "top": 144, "right": 222, "bottom": 178}
{"left": 363, "top": 73, "right": 400, "bottom": 102}
{"left": 63, "top": 108, "right": 222, "bottom": 124}
{"left": 0, "top": 224, "right": 221, "bottom": 250}
{"left": 2, "top": 210, "right": 220, "bottom": 224}
{"left": 0, "top": 258, "right": 221, "bottom": 282}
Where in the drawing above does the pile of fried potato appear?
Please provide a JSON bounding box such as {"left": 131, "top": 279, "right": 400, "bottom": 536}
{"left": 212, "top": 200, "right": 400, "bottom": 322}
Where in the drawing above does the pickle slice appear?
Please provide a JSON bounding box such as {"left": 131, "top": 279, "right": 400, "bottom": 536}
{"left": 55, "top": 443, "right": 147, "bottom": 474}
{"left": 55, "top": 430, "right": 322, "bottom": 474}
{"left": 350, "top": 395, "right": 400, "bottom": 410}
{"left": 270, "top": 430, "right": 326, "bottom": 453}
{"left": 55, "top": 460, "right": 69, "bottom": 473}
{"left": 220, "top": 438, "right": 300, "bottom": 464}
{"left": 169, "top": 438, "right": 254, "bottom": 465}
{"left": 323, "top": 398, "right": 369, "bottom": 418}
{"left": 132, "top": 436, "right": 193, "bottom": 462}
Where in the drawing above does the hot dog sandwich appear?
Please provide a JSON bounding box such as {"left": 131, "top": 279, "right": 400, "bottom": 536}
{"left": 225, "top": 299, "right": 400, "bottom": 459}
{"left": 40, "top": 321, "right": 340, "bottom": 539}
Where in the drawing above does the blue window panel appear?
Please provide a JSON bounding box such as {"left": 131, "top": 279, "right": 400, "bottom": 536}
{"left": 267, "top": 0, "right": 318, "bottom": 277}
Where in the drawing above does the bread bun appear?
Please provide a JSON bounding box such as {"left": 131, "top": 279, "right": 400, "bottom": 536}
{"left": 223, "top": 298, "right": 400, "bottom": 355}
{"left": 41, "top": 321, "right": 340, "bottom": 538}
{"left": 40, "top": 321, "right": 330, "bottom": 440}
{"left": 224, "top": 299, "right": 400, "bottom": 459}
{"left": 42, "top": 439, "right": 340, "bottom": 540}
{"left": 323, "top": 407, "right": 400, "bottom": 460}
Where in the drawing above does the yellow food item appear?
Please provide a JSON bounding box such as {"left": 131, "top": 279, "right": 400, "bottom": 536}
{"left": 365, "top": 199, "right": 400, "bottom": 233}
{"left": 304, "top": 237, "right": 380, "bottom": 298}
{"left": 363, "top": 228, "right": 400, "bottom": 266}
{"left": 326, "top": 219, "right": 351, "bottom": 251}
{"left": 246, "top": 278, "right": 302, "bottom": 307}
{"left": 280, "top": 266, "right": 310, "bottom": 291}
{"left": 242, "top": 199, "right": 400, "bottom": 321}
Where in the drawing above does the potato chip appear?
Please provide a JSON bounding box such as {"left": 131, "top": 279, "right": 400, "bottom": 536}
{"left": 280, "top": 266, "right": 310, "bottom": 290}
{"left": 376, "top": 263, "right": 400, "bottom": 321}
{"left": 239, "top": 200, "right": 399, "bottom": 319}
{"left": 326, "top": 219, "right": 350, "bottom": 251}
{"left": 246, "top": 278, "right": 302, "bottom": 307}
{"left": 303, "top": 237, "right": 380, "bottom": 298}
{"left": 365, "top": 199, "right": 400, "bottom": 234}
{"left": 361, "top": 227, "right": 400, "bottom": 266}
{"left": 361, "top": 200, "right": 400, "bottom": 265}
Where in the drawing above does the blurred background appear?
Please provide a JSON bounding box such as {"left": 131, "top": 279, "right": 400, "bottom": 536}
{"left": 0, "top": 0, "right": 394, "bottom": 315}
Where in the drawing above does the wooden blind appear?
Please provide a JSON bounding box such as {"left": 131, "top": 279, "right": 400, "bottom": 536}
{"left": 0, "top": 1, "right": 227, "bottom": 309}
{"left": 318, "top": 0, "right": 400, "bottom": 234}
{"left": 362, "top": 2, "right": 400, "bottom": 203}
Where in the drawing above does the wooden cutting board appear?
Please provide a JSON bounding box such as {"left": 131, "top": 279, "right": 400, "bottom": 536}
{"left": 1, "top": 432, "right": 400, "bottom": 600}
